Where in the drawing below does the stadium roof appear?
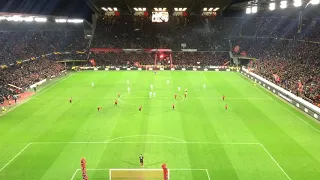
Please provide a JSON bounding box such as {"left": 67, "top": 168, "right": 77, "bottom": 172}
{"left": 1, "top": 0, "right": 320, "bottom": 20}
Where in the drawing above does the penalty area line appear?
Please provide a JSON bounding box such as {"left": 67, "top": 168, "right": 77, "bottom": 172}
{"left": 259, "top": 143, "right": 291, "bottom": 180}
{"left": 70, "top": 169, "right": 80, "bottom": 180}
{"left": 0, "top": 143, "right": 32, "bottom": 172}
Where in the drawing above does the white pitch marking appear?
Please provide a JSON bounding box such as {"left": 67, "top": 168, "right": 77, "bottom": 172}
{"left": 70, "top": 169, "right": 80, "bottom": 180}
{"left": 239, "top": 73, "right": 320, "bottom": 133}
{"left": 271, "top": 98, "right": 320, "bottom": 133}
{"left": 0, "top": 73, "right": 75, "bottom": 117}
{"left": 205, "top": 169, "right": 211, "bottom": 180}
{"left": 31, "top": 141, "right": 259, "bottom": 145}
{"left": 0, "top": 143, "right": 32, "bottom": 172}
{"left": 259, "top": 144, "right": 292, "bottom": 180}
{"left": 104, "top": 134, "right": 187, "bottom": 143}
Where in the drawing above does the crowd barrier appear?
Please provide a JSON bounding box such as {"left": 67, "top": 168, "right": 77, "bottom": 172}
{"left": 241, "top": 67, "right": 320, "bottom": 120}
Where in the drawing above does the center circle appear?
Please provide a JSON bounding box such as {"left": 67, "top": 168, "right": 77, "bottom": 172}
{"left": 118, "top": 91, "right": 184, "bottom": 107}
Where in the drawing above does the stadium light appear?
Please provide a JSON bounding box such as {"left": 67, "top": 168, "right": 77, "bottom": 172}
{"left": 133, "top": 8, "right": 138, "bottom": 11}
{"left": 269, "top": 3, "right": 276, "bottom": 10}
{"left": 143, "top": 8, "right": 146, "bottom": 11}
{"left": 101, "top": 7, "right": 107, "bottom": 11}
{"left": 0, "top": 16, "right": 6, "bottom": 21}
{"left": 23, "top": 16, "right": 34, "bottom": 22}
{"left": 154, "top": 8, "right": 159, "bottom": 11}
{"left": 67, "top": 19, "right": 83, "bottom": 23}
{"left": 294, "top": 0, "right": 302, "bottom": 7}
{"left": 113, "top": 7, "right": 118, "bottom": 11}
{"left": 213, "top": 7, "right": 219, "bottom": 11}
{"left": 174, "top": 8, "right": 178, "bottom": 11}
{"left": 182, "top": 8, "right": 187, "bottom": 11}
{"left": 162, "top": 8, "right": 167, "bottom": 11}
{"left": 34, "top": 17, "right": 47, "bottom": 22}
{"left": 252, "top": 6, "right": 258, "bottom": 13}
{"left": 55, "top": 18, "right": 67, "bottom": 23}
{"left": 246, "top": 7, "right": 252, "bottom": 14}
{"left": 208, "top": 8, "right": 213, "bottom": 11}
{"left": 311, "top": 0, "right": 320, "bottom": 4}
{"left": 108, "top": 7, "right": 113, "bottom": 11}
{"left": 203, "top": 8, "right": 208, "bottom": 11}
{"left": 280, "top": 1, "right": 287, "bottom": 9}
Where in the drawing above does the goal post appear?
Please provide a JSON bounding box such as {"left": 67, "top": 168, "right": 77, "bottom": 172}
{"left": 109, "top": 168, "right": 169, "bottom": 180}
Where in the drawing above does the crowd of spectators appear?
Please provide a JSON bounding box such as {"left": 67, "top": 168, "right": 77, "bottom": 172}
{"left": 91, "top": 16, "right": 229, "bottom": 51}
{"left": 235, "top": 38, "right": 320, "bottom": 105}
{"left": 90, "top": 52, "right": 229, "bottom": 67}
{"left": 0, "top": 27, "right": 88, "bottom": 66}
{"left": 0, "top": 58, "right": 66, "bottom": 89}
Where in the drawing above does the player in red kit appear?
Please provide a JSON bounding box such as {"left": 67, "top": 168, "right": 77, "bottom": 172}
{"left": 222, "top": 95, "right": 225, "bottom": 101}
{"left": 114, "top": 99, "right": 118, "bottom": 106}
{"left": 162, "top": 164, "right": 168, "bottom": 180}
{"left": 139, "top": 105, "right": 142, "bottom": 111}
{"left": 174, "top": 94, "right": 177, "bottom": 99}
{"left": 172, "top": 103, "right": 175, "bottom": 110}
{"left": 225, "top": 104, "right": 228, "bottom": 110}
{"left": 69, "top": 97, "right": 72, "bottom": 103}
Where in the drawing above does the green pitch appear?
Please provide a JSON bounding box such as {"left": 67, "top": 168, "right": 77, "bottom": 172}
{"left": 1, "top": 71, "right": 320, "bottom": 180}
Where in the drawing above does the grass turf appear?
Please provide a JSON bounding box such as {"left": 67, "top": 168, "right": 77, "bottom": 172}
{"left": 0, "top": 71, "right": 320, "bottom": 180}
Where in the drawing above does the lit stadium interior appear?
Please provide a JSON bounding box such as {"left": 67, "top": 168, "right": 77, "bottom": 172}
{"left": 0, "top": 0, "right": 320, "bottom": 180}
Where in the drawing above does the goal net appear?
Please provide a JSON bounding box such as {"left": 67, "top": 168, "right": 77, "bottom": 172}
{"left": 109, "top": 169, "right": 169, "bottom": 180}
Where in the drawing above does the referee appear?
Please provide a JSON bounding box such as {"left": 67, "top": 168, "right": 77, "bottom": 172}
{"left": 139, "top": 154, "right": 144, "bottom": 167}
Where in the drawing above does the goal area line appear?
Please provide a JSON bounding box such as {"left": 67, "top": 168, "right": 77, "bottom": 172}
{"left": 1, "top": 142, "right": 291, "bottom": 180}
{"left": 71, "top": 168, "right": 210, "bottom": 180}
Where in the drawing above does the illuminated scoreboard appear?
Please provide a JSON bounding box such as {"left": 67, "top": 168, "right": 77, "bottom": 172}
{"left": 152, "top": 12, "right": 169, "bottom": 22}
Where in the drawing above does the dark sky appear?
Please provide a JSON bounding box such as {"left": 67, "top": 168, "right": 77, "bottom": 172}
{"left": 1, "top": 0, "right": 93, "bottom": 19}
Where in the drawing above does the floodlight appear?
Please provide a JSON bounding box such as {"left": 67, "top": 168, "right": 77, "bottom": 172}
{"left": 24, "top": 16, "right": 34, "bottom": 22}
{"left": 280, "top": 1, "right": 287, "bottom": 9}
{"left": 154, "top": 8, "right": 159, "bottom": 11}
{"left": 55, "top": 19, "right": 67, "bottom": 23}
{"left": 163, "top": 8, "right": 167, "bottom": 11}
{"left": 208, "top": 8, "right": 213, "bottom": 11}
{"left": 252, "top": 6, "right": 257, "bottom": 13}
{"left": 246, "top": 7, "right": 252, "bottom": 14}
{"left": 101, "top": 7, "right": 107, "bottom": 11}
{"left": 108, "top": 7, "right": 113, "bottom": 11}
{"left": 0, "top": 16, "right": 6, "bottom": 20}
{"left": 182, "top": 8, "right": 187, "bottom": 11}
{"left": 311, "top": 0, "right": 320, "bottom": 4}
{"left": 213, "top": 7, "right": 219, "bottom": 11}
{"left": 12, "top": 16, "right": 23, "bottom": 21}
{"left": 203, "top": 8, "right": 208, "bottom": 11}
{"left": 269, "top": 3, "right": 276, "bottom": 10}
{"left": 174, "top": 8, "right": 178, "bottom": 11}
{"left": 294, "top": 0, "right": 302, "bottom": 7}
{"left": 68, "top": 19, "right": 83, "bottom": 23}
{"left": 34, "top": 17, "right": 47, "bottom": 22}
{"left": 143, "top": 8, "right": 146, "bottom": 11}
{"left": 179, "top": 8, "right": 183, "bottom": 11}
{"left": 113, "top": 7, "right": 117, "bottom": 11}
{"left": 134, "top": 8, "right": 138, "bottom": 11}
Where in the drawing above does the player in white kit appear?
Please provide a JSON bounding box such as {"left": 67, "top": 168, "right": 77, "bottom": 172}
{"left": 167, "top": 80, "right": 170, "bottom": 84}
{"left": 178, "top": 86, "right": 180, "bottom": 91}
{"left": 127, "top": 87, "right": 130, "bottom": 93}
{"left": 203, "top": 84, "right": 206, "bottom": 89}
{"left": 150, "top": 84, "right": 153, "bottom": 90}
{"left": 153, "top": 92, "right": 156, "bottom": 98}
{"left": 92, "top": 82, "right": 94, "bottom": 87}
{"left": 149, "top": 91, "right": 152, "bottom": 98}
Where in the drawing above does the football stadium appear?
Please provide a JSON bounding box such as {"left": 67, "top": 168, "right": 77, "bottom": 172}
{"left": 0, "top": 0, "right": 320, "bottom": 180}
